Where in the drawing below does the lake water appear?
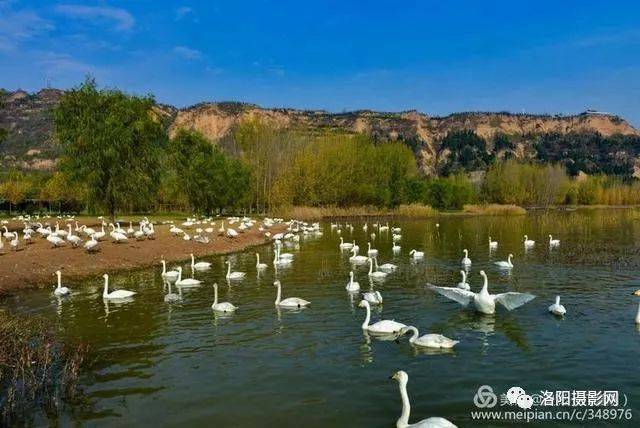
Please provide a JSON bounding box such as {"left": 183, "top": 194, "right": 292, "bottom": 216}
{"left": 4, "top": 209, "right": 640, "bottom": 427}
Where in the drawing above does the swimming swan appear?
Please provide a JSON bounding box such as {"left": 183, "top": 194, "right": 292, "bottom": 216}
{"left": 53, "top": 270, "right": 71, "bottom": 296}
{"left": 548, "top": 235, "right": 560, "bottom": 247}
{"left": 548, "top": 296, "right": 566, "bottom": 316}
{"left": 461, "top": 249, "right": 471, "bottom": 266}
{"left": 211, "top": 283, "right": 237, "bottom": 313}
{"left": 399, "top": 326, "right": 459, "bottom": 349}
{"left": 409, "top": 249, "right": 424, "bottom": 260}
{"left": 191, "top": 253, "right": 211, "bottom": 270}
{"left": 367, "top": 241, "right": 378, "bottom": 257}
{"left": 256, "top": 253, "right": 268, "bottom": 270}
{"left": 175, "top": 266, "right": 202, "bottom": 287}
{"left": 274, "top": 280, "right": 310, "bottom": 308}
{"left": 391, "top": 371, "right": 457, "bottom": 428}
{"left": 494, "top": 254, "right": 514, "bottom": 269}
{"left": 102, "top": 274, "right": 136, "bottom": 299}
{"left": 375, "top": 257, "right": 398, "bottom": 273}
{"left": 346, "top": 271, "right": 360, "bottom": 292}
{"left": 428, "top": 270, "right": 535, "bottom": 315}
{"left": 457, "top": 270, "right": 470, "bottom": 290}
{"left": 489, "top": 236, "right": 498, "bottom": 249}
{"left": 358, "top": 300, "right": 405, "bottom": 334}
{"left": 225, "top": 260, "right": 246, "bottom": 280}
{"left": 368, "top": 257, "right": 388, "bottom": 279}
{"left": 161, "top": 259, "right": 179, "bottom": 280}
{"left": 339, "top": 237, "right": 353, "bottom": 250}
{"left": 524, "top": 235, "right": 535, "bottom": 248}
{"left": 363, "top": 288, "right": 383, "bottom": 305}
{"left": 349, "top": 247, "right": 369, "bottom": 264}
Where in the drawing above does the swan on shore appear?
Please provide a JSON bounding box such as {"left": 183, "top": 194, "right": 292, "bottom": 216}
{"left": 548, "top": 296, "right": 566, "bottom": 316}
{"left": 399, "top": 326, "right": 459, "bottom": 349}
{"left": 102, "top": 274, "right": 135, "bottom": 299}
{"left": 211, "top": 283, "right": 237, "bottom": 313}
{"left": 274, "top": 280, "right": 310, "bottom": 308}
{"left": 428, "top": 270, "right": 535, "bottom": 315}
{"left": 346, "top": 271, "right": 360, "bottom": 292}
{"left": 391, "top": 371, "right": 457, "bottom": 428}
{"left": 494, "top": 253, "right": 514, "bottom": 269}
{"left": 358, "top": 300, "right": 405, "bottom": 334}
{"left": 53, "top": 270, "right": 71, "bottom": 296}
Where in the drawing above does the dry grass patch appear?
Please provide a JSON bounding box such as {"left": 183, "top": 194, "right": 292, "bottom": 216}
{"left": 463, "top": 204, "right": 526, "bottom": 216}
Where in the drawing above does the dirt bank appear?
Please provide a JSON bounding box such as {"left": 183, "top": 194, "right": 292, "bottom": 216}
{"left": 0, "top": 223, "right": 286, "bottom": 294}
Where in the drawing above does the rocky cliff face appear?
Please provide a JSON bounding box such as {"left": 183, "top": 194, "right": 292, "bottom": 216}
{"left": 1, "top": 88, "right": 638, "bottom": 174}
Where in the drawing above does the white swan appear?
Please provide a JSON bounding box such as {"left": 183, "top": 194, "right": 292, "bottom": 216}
{"left": 636, "top": 300, "right": 640, "bottom": 325}
{"left": 274, "top": 280, "right": 310, "bottom": 308}
{"left": 391, "top": 371, "right": 457, "bottom": 428}
{"left": 276, "top": 242, "right": 294, "bottom": 259}
{"left": 161, "top": 260, "right": 179, "bottom": 280}
{"left": 409, "top": 249, "right": 424, "bottom": 260}
{"left": 367, "top": 241, "right": 378, "bottom": 257}
{"left": 549, "top": 235, "right": 560, "bottom": 247}
{"left": 457, "top": 270, "right": 470, "bottom": 290}
{"left": 363, "top": 288, "right": 383, "bottom": 305}
{"left": 524, "top": 235, "right": 535, "bottom": 248}
{"left": 53, "top": 270, "right": 71, "bottom": 296}
{"left": 346, "top": 271, "right": 360, "bottom": 292}
{"left": 494, "top": 253, "right": 514, "bottom": 269}
{"left": 392, "top": 242, "right": 401, "bottom": 253}
{"left": 489, "top": 236, "right": 498, "bottom": 249}
{"left": 358, "top": 300, "right": 405, "bottom": 334}
{"left": 225, "top": 260, "right": 246, "bottom": 280}
{"left": 191, "top": 253, "right": 212, "bottom": 270}
{"left": 428, "top": 270, "right": 535, "bottom": 315}
{"left": 461, "top": 249, "right": 471, "bottom": 266}
{"left": 349, "top": 247, "right": 369, "bottom": 264}
{"left": 368, "top": 257, "right": 388, "bottom": 279}
{"left": 175, "top": 266, "right": 202, "bottom": 287}
{"left": 256, "top": 253, "right": 268, "bottom": 270}
{"left": 211, "top": 283, "right": 237, "bottom": 312}
{"left": 339, "top": 237, "right": 353, "bottom": 250}
{"left": 375, "top": 256, "right": 398, "bottom": 273}
{"left": 273, "top": 246, "right": 292, "bottom": 267}
{"left": 102, "top": 274, "right": 136, "bottom": 299}
{"left": 548, "top": 296, "right": 566, "bottom": 316}
{"left": 84, "top": 234, "right": 100, "bottom": 253}
{"left": 399, "top": 326, "right": 459, "bottom": 349}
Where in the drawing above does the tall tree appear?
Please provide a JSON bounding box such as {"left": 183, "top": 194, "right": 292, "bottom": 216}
{"left": 54, "top": 78, "right": 165, "bottom": 220}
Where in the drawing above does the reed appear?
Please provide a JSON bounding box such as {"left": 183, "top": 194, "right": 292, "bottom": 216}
{"left": 271, "top": 204, "right": 438, "bottom": 219}
{"left": 463, "top": 204, "right": 526, "bottom": 216}
{"left": 0, "top": 311, "right": 89, "bottom": 425}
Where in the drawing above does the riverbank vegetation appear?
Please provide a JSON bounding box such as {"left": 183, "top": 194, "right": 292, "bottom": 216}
{"left": 0, "top": 311, "right": 88, "bottom": 425}
{"left": 2, "top": 79, "right": 640, "bottom": 217}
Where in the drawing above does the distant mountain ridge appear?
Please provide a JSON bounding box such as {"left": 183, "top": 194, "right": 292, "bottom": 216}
{"left": 1, "top": 88, "right": 638, "bottom": 174}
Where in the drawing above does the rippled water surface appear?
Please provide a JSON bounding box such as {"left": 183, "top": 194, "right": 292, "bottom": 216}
{"left": 5, "top": 210, "right": 640, "bottom": 427}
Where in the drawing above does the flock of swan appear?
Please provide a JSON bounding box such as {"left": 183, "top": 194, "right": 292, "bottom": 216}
{"left": 29, "top": 216, "right": 637, "bottom": 428}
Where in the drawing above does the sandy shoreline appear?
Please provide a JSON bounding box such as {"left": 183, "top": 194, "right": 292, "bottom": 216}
{"left": 0, "top": 223, "right": 286, "bottom": 294}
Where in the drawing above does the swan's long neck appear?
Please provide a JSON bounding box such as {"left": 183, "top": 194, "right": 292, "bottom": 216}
{"left": 361, "top": 302, "right": 371, "bottom": 329}
{"left": 636, "top": 301, "right": 640, "bottom": 324}
{"left": 161, "top": 260, "right": 167, "bottom": 274}
{"left": 398, "top": 380, "right": 411, "bottom": 427}
{"left": 56, "top": 272, "right": 62, "bottom": 289}
{"left": 256, "top": 254, "right": 260, "bottom": 265}
{"left": 102, "top": 276, "right": 109, "bottom": 297}
{"left": 177, "top": 268, "right": 182, "bottom": 282}
{"left": 461, "top": 270, "right": 467, "bottom": 282}
{"left": 227, "top": 263, "right": 231, "bottom": 277}
{"left": 368, "top": 259, "right": 373, "bottom": 275}
{"left": 275, "top": 283, "right": 281, "bottom": 305}
{"left": 213, "top": 285, "right": 218, "bottom": 305}
{"left": 407, "top": 326, "right": 419, "bottom": 344}
{"left": 508, "top": 254, "right": 512, "bottom": 266}
{"left": 555, "top": 296, "right": 561, "bottom": 305}
{"left": 191, "top": 254, "right": 195, "bottom": 267}
{"left": 481, "top": 274, "right": 489, "bottom": 295}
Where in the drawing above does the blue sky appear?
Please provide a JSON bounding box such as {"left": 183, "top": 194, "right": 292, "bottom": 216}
{"left": 1, "top": 1, "right": 639, "bottom": 125}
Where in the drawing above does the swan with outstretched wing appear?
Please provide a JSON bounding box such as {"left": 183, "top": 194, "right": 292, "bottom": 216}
{"left": 428, "top": 270, "right": 534, "bottom": 315}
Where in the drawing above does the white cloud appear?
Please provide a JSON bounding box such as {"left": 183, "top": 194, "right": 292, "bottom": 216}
{"left": 173, "top": 45, "right": 202, "bottom": 60}
{"left": 55, "top": 4, "right": 135, "bottom": 31}
{"left": 0, "top": 7, "right": 53, "bottom": 51}
{"left": 175, "top": 6, "right": 193, "bottom": 20}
